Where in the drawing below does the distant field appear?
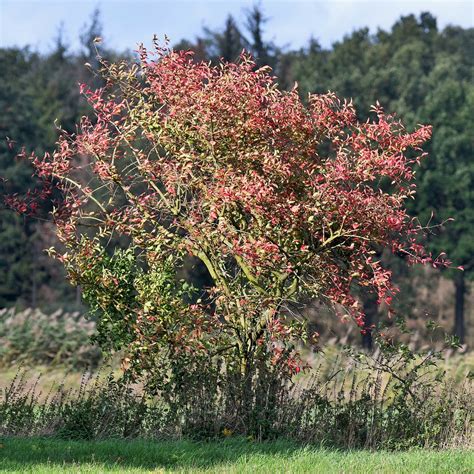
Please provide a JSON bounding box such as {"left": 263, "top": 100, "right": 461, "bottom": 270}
{"left": 0, "top": 438, "right": 473, "bottom": 473}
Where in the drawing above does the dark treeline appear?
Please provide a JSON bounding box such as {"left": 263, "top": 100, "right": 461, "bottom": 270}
{"left": 0, "top": 8, "right": 472, "bottom": 346}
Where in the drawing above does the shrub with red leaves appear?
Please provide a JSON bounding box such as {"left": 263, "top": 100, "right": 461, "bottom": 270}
{"left": 4, "top": 42, "right": 448, "bottom": 383}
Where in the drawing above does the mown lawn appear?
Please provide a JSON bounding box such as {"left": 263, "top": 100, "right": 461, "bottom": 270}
{"left": 0, "top": 438, "right": 472, "bottom": 473}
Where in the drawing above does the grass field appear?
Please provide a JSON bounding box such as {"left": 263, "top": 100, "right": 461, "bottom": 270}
{"left": 0, "top": 438, "right": 472, "bottom": 473}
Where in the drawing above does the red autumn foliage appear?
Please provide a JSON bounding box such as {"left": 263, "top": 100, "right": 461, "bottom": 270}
{"left": 3, "top": 43, "right": 449, "bottom": 376}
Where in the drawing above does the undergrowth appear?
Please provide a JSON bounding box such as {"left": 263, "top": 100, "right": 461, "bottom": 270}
{"left": 1, "top": 348, "right": 472, "bottom": 450}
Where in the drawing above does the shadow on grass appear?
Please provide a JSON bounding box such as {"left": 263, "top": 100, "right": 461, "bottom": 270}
{"left": 0, "top": 437, "right": 308, "bottom": 471}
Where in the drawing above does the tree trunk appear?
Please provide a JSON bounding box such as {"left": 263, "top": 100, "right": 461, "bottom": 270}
{"left": 454, "top": 272, "right": 466, "bottom": 344}
{"left": 31, "top": 271, "right": 37, "bottom": 308}
{"left": 75, "top": 286, "right": 82, "bottom": 307}
{"left": 362, "top": 292, "right": 378, "bottom": 350}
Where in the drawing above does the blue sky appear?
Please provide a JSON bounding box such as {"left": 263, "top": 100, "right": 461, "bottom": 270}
{"left": 1, "top": 1, "right": 473, "bottom": 54}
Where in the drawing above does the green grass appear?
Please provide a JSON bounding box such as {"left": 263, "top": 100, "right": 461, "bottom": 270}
{"left": 0, "top": 438, "right": 472, "bottom": 473}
